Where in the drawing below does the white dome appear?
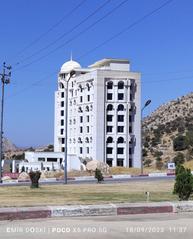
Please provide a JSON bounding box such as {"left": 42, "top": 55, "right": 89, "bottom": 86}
{"left": 60, "top": 59, "right": 81, "bottom": 73}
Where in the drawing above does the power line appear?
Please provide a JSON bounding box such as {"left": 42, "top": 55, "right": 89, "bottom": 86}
{"left": 16, "top": 0, "right": 112, "bottom": 65}
{"left": 13, "top": 0, "right": 87, "bottom": 59}
{"left": 14, "top": 0, "right": 128, "bottom": 71}
{"left": 9, "top": 0, "right": 175, "bottom": 98}
{"left": 77, "top": 0, "right": 174, "bottom": 60}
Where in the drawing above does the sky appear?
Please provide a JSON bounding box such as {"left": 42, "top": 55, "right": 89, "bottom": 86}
{"left": 0, "top": 0, "right": 193, "bottom": 147}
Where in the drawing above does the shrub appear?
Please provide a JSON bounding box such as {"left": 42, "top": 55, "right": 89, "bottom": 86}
{"left": 173, "top": 152, "right": 185, "bottom": 165}
{"left": 173, "top": 135, "right": 188, "bottom": 151}
{"left": 155, "top": 156, "right": 163, "bottom": 170}
{"left": 29, "top": 171, "right": 41, "bottom": 188}
{"left": 173, "top": 165, "right": 193, "bottom": 200}
{"left": 95, "top": 168, "right": 104, "bottom": 183}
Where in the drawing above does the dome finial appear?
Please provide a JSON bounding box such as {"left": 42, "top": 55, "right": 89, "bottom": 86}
{"left": 70, "top": 51, "right": 72, "bottom": 61}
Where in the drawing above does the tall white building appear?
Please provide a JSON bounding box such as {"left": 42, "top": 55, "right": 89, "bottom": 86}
{"left": 54, "top": 58, "right": 141, "bottom": 171}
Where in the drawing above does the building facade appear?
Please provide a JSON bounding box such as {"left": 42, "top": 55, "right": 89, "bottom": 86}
{"left": 54, "top": 58, "right": 141, "bottom": 171}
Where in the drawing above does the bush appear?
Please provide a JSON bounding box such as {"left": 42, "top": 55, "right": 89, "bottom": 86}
{"left": 173, "top": 135, "right": 188, "bottom": 151}
{"left": 173, "top": 152, "right": 185, "bottom": 165}
{"left": 29, "top": 171, "right": 41, "bottom": 188}
{"left": 173, "top": 165, "right": 193, "bottom": 200}
{"left": 155, "top": 156, "right": 163, "bottom": 170}
{"left": 95, "top": 168, "right": 104, "bottom": 183}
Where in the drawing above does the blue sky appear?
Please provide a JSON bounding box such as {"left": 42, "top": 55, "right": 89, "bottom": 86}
{"left": 0, "top": 0, "right": 193, "bottom": 147}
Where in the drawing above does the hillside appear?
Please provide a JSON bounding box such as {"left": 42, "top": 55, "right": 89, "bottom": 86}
{"left": 142, "top": 92, "right": 193, "bottom": 169}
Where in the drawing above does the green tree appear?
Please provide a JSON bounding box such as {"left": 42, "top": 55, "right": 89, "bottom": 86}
{"left": 155, "top": 156, "right": 163, "bottom": 170}
{"left": 173, "top": 152, "right": 185, "bottom": 165}
{"left": 173, "top": 135, "right": 188, "bottom": 151}
{"left": 173, "top": 165, "right": 193, "bottom": 200}
{"left": 29, "top": 171, "right": 41, "bottom": 188}
{"left": 95, "top": 168, "right": 104, "bottom": 183}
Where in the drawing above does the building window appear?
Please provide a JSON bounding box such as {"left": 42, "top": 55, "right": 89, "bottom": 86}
{"left": 107, "top": 147, "right": 113, "bottom": 154}
{"left": 87, "top": 95, "right": 90, "bottom": 102}
{"left": 61, "top": 101, "right": 64, "bottom": 107}
{"left": 129, "top": 126, "right": 132, "bottom": 133}
{"left": 107, "top": 115, "right": 113, "bottom": 122}
{"left": 106, "top": 136, "right": 113, "bottom": 143}
{"left": 107, "top": 93, "right": 113, "bottom": 100}
{"left": 118, "top": 93, "right": 124, "bottom": 100}
{"left": 62, "top": 147, "right": 65, "bottom": 152}
{"left": 80, "top": 116, "right": 83, "bottom": 123}
{"left": 86, "top": 83, "right": 90, "bottom": 91}
{"left": 117, "top": 159, "right": 124, "bottom": 166}
{"left": 85, "top": 106, "right": 89, "bottom": 112}
{"left": 38, "top": 158, "right": 45, "bottom": 162}
{"left": 87, "top": 147, "right": 89, "bottom": 154}
{"left": 47, "top": 158, "right": 57, "bottom": 162}
{"left": 87, "top": 126, "right": 89, "bottom": 133}
{"left": 87, "top": 115, "right": 90, "bottom": 122}
{"left": 118, "top": 115, "right": 124, "bottom": 122}
{"left": 61, "top": 92, "right": 64, "bottom": 98}
{"left": 107, "top": 126, "right": 113, "bottom": 132}
{"left": 80, "top": 147, "right": 83, "bottom": 154}
{"left": 117, "top": 126, "right": 124, "bottom": 133}
{"left": 60, "top": 129, "right": 64, "bottom": 135}
{"left": 62, "top": 138, "right": 65, "bottom": 144}
{"left": 117, "top": 104, "right": 124, "bottom": 111}
{"left": 80, "top": 96, "right": 83, "bottom": 102}
{"left": 129, "top": 115, "right": 132, "bottom": 122}
{"left": 60, "top": 82, "right": 64, "bottom": 89}
{"left": 117, "top": 147, "right": 124, "bottom": 154}
{"left": 61, "top": 120, "right": 64, "bottom": 126}
{"left": 61, "top": 110, "right": 64, "bottom": 116}
{"left": 107, "top": 104, "right": 113, "bottom": 111}
{"left": 107, "top": 81, "right": 113, "bottom": 89}
{"left": 106, "top": 158, "right": 113, "bottom": 167}
{"left": 80, "top": 126, "right": 83, "bottom": 133}
{"left": 118, "top": 81, "right": 124, "bottom": 89}
{"left": 117, "top": 137, "right": 124, "bottom": 143}
{"left": 78, "top": 106, "right": 83, "bottom": 112}
{"left": 79, "top": 85, "right": 83, "bottom": 92}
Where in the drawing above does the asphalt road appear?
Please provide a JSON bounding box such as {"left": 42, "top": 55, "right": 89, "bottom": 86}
{"left": 0, "top": 175, "right": 175, "bottom": 187}
{"left": 0, "top": 213, "right": 192, "bottom": 239}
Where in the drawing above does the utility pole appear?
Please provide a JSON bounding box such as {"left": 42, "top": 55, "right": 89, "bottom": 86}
{"left": 141, "top": 99, "right": 151, "bottom": 175}
{"left": 0, "top": 63, "right": 11, "bottom": 183}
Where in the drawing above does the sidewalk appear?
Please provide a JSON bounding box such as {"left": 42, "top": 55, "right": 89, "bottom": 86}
{"left": 0, "top": 201, "right": 193, "bottom": 221}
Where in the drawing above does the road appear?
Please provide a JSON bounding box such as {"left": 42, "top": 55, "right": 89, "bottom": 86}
{"left": 0, "top": 213, "right": 192, "bottom": 239}
{"left": 0, "top": 175, "right": 175, "bottom": 187}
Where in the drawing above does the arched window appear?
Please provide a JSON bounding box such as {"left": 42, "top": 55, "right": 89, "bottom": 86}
{"left": 86, "top": 83, "right": 90, "bottom": 91}
{"left": 79, "top": 84, "right": 83, "bottom": 92}
{"left": 78, "top": 106, "right": 83, "bottom": 113}
{"left": 78, "top": 137, "right": 82, "bottom": 143}
{"left": 107, "top": 104, "right": 113, "bottom": 111}
{"left": 59, "top": 82, "right": 64, "bottom": 89}
{"left": 117, "top": 104, "right": 124, "bottom": 111}
{"left": 107, "top": 137, "right": 113, "bottom": 143}
{"left": 85, "top": 106, "right": 89, "bottom": 112}
{"left": 107, "top": 81, "right": 113, "bottom": 89}
{"left": 117, "top": 137, "right": 124, "bottom": 143}
{"left": 85, "top": 137, "right": 89, "bottom": 143}
{"left": 118, "top": 81, "right": 124, "bottom": 89}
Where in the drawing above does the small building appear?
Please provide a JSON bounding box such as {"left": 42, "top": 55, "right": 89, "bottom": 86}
{"left": 19, "top": 152, "right": 64, "bottom": 173}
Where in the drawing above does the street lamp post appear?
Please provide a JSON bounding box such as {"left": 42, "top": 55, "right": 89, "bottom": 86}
{"left": 141, "top": 99, "right": 151, "bottom": 175}
{"left": 64, "top": 70, "right": 76, "bottom": 184}
{"left": 0, "top": 63, "right": 11, "bottom": 183}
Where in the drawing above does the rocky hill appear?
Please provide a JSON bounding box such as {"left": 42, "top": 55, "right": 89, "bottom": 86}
{"left": 142, "top": 92, "right": 193, "bottom": 169}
